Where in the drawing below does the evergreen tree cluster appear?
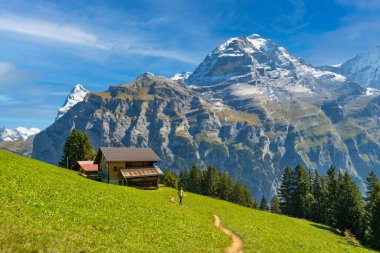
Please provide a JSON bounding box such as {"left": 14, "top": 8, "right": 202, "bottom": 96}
{"left": 59, "top": 130, "right": 96, "bottom": 169}
{"left": 162, "top": 170, "right": 178, "bottom": 189}
{"left": 163, "top": 165, "right": 257, "bottom": 208}
{"left": 279, "top": 165, "right": 380, "bottom": 250}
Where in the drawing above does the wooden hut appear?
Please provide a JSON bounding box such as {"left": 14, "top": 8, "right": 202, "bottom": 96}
{"left": 93, "top": 147, "right": 163, "bottom": 189}
{"left": 73, "top": 161, "right": 99, "bottom": 180}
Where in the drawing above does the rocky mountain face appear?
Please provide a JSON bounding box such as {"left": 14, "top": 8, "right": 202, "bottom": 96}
{"left": 33, "top": 35, "right": 380, "bottom": 198}
{"left": 319, "top": 46, "right": 380, "bottom": 89}
{"left": 56, "top": 84, "right": 89, "bottom": 121}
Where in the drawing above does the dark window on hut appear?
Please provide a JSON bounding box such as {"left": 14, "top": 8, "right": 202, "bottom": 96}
{"left": 114, "top": 166, "right": 118, "bottom": 171}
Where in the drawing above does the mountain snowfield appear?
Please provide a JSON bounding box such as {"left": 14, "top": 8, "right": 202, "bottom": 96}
{"left": 319, "top": 45, "right": 380, "bottom": 89}
{"left": 33, "top": 34, "right": 380, "bottom": 198}
{"left": 0, "top": 127, "right": 40, "bottom": 142}
{"left": 56, "top": 84, "right": 89, "bottom": 121}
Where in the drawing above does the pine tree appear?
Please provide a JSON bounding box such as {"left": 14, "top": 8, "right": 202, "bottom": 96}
{"left": 311, "top": 170, "right": 328, "bottom": 224}
{"left": 260, "top": 195, "right": 270, "bottom": 211}
{"left": 326, "top": 166, "right": 338, "bottom": 227}
{"left": 188, "top": 166, "right": 202, "bottom": 194}
{"left": 293, "top": 164, "right": 309, "bottom": 218}
{"left": 179, "top": 168, "right": 189, "bottom": 190}
{"left": 370, "top": 186, "right": 380, "bottom": 250}
{"left": 364, "top": 172, "right": 380, "bottom": 248}
{"left": 270, "top": 195, "right": 280, "bottom": 213}
{"left": 365, "top": 171, "right": 380, "bottom": 205}
{"left": 231, "top": 181, "right": 245, "bottom": 205}
{"left": 59, "top": 130, "right": 96, "bottom": 169}
{"left": 279, "top": 166, "right": 294, "bottom": 215}
{"left": 335, "top": 172, "right": 364, "bottom": 238}
{"left": 201, "top": 166, "right": 220, "bottom": 197}
{"left": 218, "top": 171, "right": 234, "bottom": 201}
{"left": 231, "top": 181, "right": 256, "bottom": 208}
{"left": 304, "top": 168, "right": 316, "bottom": 220}
{"left": 242, "top": 185, "right": 257, "bottom": 208}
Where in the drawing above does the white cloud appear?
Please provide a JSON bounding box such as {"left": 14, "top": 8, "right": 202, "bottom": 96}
{"left": 0, "top": 15, "right": 111, "bottom": 49}
{"left": 0, "top": 14, "right": 199, "bottom": 64}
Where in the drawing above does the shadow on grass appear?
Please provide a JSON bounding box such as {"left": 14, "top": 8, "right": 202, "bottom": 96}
{"left": 311, "top": 224, "right": 373, "bottom": 250}
{"left": 310, "top": 224, "right": 340, "bottom": 236}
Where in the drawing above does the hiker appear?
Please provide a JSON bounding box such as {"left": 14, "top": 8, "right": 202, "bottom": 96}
{"left": 178, "top": 187, "right": 184, "bottom": 205}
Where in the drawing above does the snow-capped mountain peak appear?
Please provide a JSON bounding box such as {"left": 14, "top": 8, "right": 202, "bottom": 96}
{"left": 247, "top": 33, "right": 267, "bottom": 50}
{"left": 187, "top": 34, "right": 346, "bottom": 89}
{"left": 72, "top": 83, "right": 87, "bottom": 93}
{"left": 0, "top": 127, "right": 40, "bottom": 142}
{"left": 56, "top": 84, "right": 89, "bottom": 121}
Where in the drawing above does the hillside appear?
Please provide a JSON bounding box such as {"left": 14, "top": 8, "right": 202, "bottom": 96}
{"left": 0, "top": 140, "right": 33, "bottom": 157}
{"left": 0, "top": 150, "right": 375, "bottom": 252}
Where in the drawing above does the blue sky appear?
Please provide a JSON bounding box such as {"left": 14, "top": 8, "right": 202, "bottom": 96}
{"left": 1, "top": 0, "right": 380, "bottom": 129}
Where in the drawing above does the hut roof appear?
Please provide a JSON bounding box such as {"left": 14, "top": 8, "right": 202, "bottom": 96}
{"left": 94, "top": 147, "right": 160, "bottom": 163}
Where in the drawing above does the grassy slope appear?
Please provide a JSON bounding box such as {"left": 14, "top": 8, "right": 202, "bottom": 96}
{"left": 0, "top": 150, "right": 375, "bottom": 253}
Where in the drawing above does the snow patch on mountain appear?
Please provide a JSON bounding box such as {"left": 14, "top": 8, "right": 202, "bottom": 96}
{"left": 0, "top": 127, "right": 40, "bottom": 142}
{"left": 171, "top": 71, "right": 192, "bottom": 81}
{"left": 330, "top": 63, "right": 342, "bottom": 67}
{"left": 231, "top": 83, "right": 266, "bottom": 97}
{"left": 366, "top": 87, "right": 380, "bottom": 96}
{"left": 247, "top": 34, "right": 267, "bottom": 50}
{"left": 56, "top": 84, "right": 89, "bottom": 121}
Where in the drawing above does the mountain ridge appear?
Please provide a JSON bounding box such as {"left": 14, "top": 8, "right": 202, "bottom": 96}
{"left": 318, "top": 46, "right": 380, "bottom": 89}
{"left": 32, "top": 35, "right": 380, "bottom": 198}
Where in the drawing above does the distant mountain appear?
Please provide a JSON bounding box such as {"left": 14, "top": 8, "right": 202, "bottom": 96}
{"left": 0, "top": 140, "right": 33, "bottom": 157}
{"left": 0, "top": 127, "right": 39, "bottom": 156}
{"left": 171, "top": 71, "right": 192, "bottom": 82}
{"left": 56, "top": 84, "right": 89, "bottom": 121}
{"left": 0, "top": 127, "right": 40, "bottom": 142}
{"left": 33, "top": 34, "right": 380, "bottom": 198}
{"left": 318, "top": 46, "right": 380, "bottom": 89}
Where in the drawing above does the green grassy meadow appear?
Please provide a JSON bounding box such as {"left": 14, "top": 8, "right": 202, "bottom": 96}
{"left": 0, "top": 150, "right": 376, "bottom": 252}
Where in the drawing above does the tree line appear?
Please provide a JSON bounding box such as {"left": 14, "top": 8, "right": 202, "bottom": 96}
{"left": 278, "top": 164, "right": 380, "bottom": 250}
{"left": 163, "top": 165, "right": 258, "bottom": 208}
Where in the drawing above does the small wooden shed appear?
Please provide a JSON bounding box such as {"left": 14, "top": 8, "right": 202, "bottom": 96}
{"left": 73, "top": 161, "right": 99, "bottom": 179}
{"left": 94, "top": 147, "right": 163, "bottom": 188}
